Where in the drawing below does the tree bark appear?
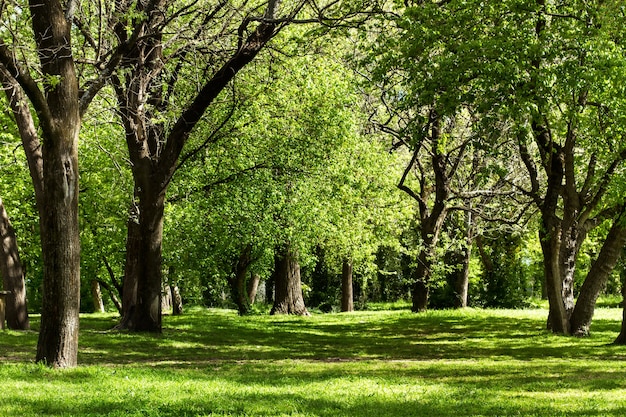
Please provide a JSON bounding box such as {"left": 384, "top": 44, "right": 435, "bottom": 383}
{"left": 27, "top": 0, "right": 82, "bottom": 368}
{"left": 341, "top": 259, "right": 354, "bottom": 312}
{"left": 0, "top": 197, "right": 29, "bottom": 330}
{"left": 91, "top": 280, "right": 105, "bottom": 313}
{"left": 614, "top": 267, "right": 626, "bottom": 344}
{"left": 171, "top": 284, "right": 183, "bottom": 315}
{"left": 247, "top": 273, "right": 261, "bottom": 305}
{"left": 571, "top": 211, "right": 626, "bottom": 336}
{"left": 271, "top": 245, "right": 309, "bottom": 316}
{"left": 453, "top": 210, "right": 473, "bottom": 309}
{"left": 229, "top": 244, "right": 253, "bottom": 315}
{"left": 117, "top": 212, "right": 140, "bottom": 328}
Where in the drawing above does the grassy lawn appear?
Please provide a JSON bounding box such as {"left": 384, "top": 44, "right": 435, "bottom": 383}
{"left": 1, "top": 305, "right": 626, "bottom": 416}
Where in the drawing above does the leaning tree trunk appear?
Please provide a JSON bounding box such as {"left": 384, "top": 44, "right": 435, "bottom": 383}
{"left": 341, "top": 259, "right": 354, "bottom": 312}
{"left": 571, "top": 212, "right": 626, "bottom": 336}
{"left": 0, "top": 197, "right": 29, "bottom": 330}
{"left": 91, "top": 280, "right": 105, "bottom": 313}
{"left": 271, "top": 245, "right": 309, "bottom": 316}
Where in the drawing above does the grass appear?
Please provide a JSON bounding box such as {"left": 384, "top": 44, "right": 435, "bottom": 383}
{"left": 1, "top": 305, "right": 626, "bottom": 416}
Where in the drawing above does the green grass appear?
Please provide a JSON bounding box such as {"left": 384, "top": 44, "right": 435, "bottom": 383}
{"left": 1, "top": 306, "right": 626, "bottom": 416}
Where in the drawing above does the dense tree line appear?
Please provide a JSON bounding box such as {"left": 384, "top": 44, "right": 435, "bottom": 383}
{"left": 1, "top": 0, "right": 626, "bottom": 367}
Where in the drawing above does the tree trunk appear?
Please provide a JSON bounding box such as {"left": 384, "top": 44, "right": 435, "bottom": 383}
{"left": 129, "top": 190, "right": 165, "bottom": 332}
{"left": 614, "top": 262, "right": 626, "bottom": 344}
{"left": 341, "top": 259, "right": 354, "bottom": 312}
{"left": 91, "top": 280, "right": 105, "bottom": 313}
{"left": 247, "top": 273, "right": 261, "bottom": 305}
{"left": 96, "top": 279, "right": 122, "bottom": 315}
{"left": 411, "top": 249, "right": 432, "bottom": 312}
{"left": 230, "top": 244, "right": 252, "bottom": 315}
{"left": 571, "top": 212, "right": 626, "bottom": 336}
{"left": 454, "top": 210, "right": 473, "bottom": 308}
{"left": 29, "top": 0, "right": 82, "bottom": 368}
{"left": 0, "top": 197, "right": 29, "bottom": 330}
{"left": 271, "top": 245, "right": 309, "bottom": 316}
{"left": 117, "top": 212, "right": 140, "bottom": 328}
{"left": 171, "top": 284, "right": 183, "bottom": 315}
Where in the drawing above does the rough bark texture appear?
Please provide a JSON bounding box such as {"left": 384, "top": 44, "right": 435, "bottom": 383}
{"left": 341, "top": 259, "right": 354, "bottom": 312}
{"left": 271, "top": 246, "right": 309, "bottom": 316}
{"left": 117, "top": 214, "right": 140, "bottom": 328}
{"left": 0, "top": 198, "right": 30, "bottom": 330}
{"left": 571, "top": 212, "right": 626, "bottom": 336}
{"left": 29, "top": 0, "right": 82, "bottom": 368}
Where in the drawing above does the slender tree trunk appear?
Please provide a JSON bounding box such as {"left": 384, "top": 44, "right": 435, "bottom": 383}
{"left": 614, "top": 260, "right": 626, "bottom": 345}
{"left": 247, "top": 273, "right": 261, "bottom": 305}
{"left": 271, "top": 245, "right": 309, "bottom": 316}
{"left": 571, "top": 212, "right": 626, "bottom": 336}
{"left": 0, "top": 197, "right": 29, "bottom": 330}
{"left": 171, "top": 284, "right": 183, "bottom": 315}
{"left": 96, "top": 279, "right": 122, "bottom": 314}
{"left": 454, "top": 210, "right": 473, "bottom": 308}
{"left": 230, "top": 244, "right": 253, "bottom": 315}
{"left": 91, "top": 280, "right": 105, "bottom": 313}
{"left": 341, "top": 259, "right": 354, "bottom": 312}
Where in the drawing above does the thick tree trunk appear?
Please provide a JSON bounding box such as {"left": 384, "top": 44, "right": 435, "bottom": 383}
{"left": 571, "top": 214, "right": 626, "bottom": 336}
{"left": 129, "top": 191, "right": 165, "bottom": 332}
{"left": 411, "top": 249, "right": 432, "bottom": 312}
{"left": 91, "top": 280, "right": 105, "bottom": 313}
{"left": 230, "top": 244, "right": 252, "bottom": 315}
{"left": 0, "top": 198, "right": 29, "bottom": 330}
{"left": 540, "top": 226, "right": 571, "bottom": 335}
{"left": 247, "top": 273, "right": 260, "bottom": 305}
{"left": 29, "top": 0, "right": 82, "bottom": 368}
{"left": 341, "top": 259, "right": 354, "bottom": 312}
{"left": 271, "top": 246, "right": 309, "bottom": 316}
{"left": 117, "top": 213, "right": 140, "bottom": 328}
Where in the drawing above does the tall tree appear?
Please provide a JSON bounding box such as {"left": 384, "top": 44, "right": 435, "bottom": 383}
{"left": 0, "top": 0, "right": 81, "bottom": 367}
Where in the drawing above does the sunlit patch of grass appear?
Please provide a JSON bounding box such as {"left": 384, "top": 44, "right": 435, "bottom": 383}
{"left": 2, "top": 305, "right": 626, "bottom": 416}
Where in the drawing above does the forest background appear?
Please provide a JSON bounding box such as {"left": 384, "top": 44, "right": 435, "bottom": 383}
{"left": 2, "top": 0, "right": 626, "bottom": 367}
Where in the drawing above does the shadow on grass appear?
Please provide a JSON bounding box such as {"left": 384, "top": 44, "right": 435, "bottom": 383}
{"left": 1, "top": 308, "right": 624, "bottom": 367}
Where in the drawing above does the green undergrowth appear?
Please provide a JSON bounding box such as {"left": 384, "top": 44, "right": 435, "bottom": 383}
{"left": 1, "top": 306, "right": 626, "bottom": 416}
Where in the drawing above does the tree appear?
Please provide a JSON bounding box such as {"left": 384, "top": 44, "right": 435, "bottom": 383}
{"left": 364, "top": 1, "right": 522, "bottom": 312}
{"left": 0, "top": 0, "right": 82, "bottom": 367}
{"left": 0, "top": 197, "right": 29, "bottom": 329}
{"left": 107, "top": 0, "right": 381, "bottom": 330}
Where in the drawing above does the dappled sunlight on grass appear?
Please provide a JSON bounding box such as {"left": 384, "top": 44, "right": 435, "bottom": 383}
{"left": 2, "top": 306, "right": 626, "bottom": 415}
